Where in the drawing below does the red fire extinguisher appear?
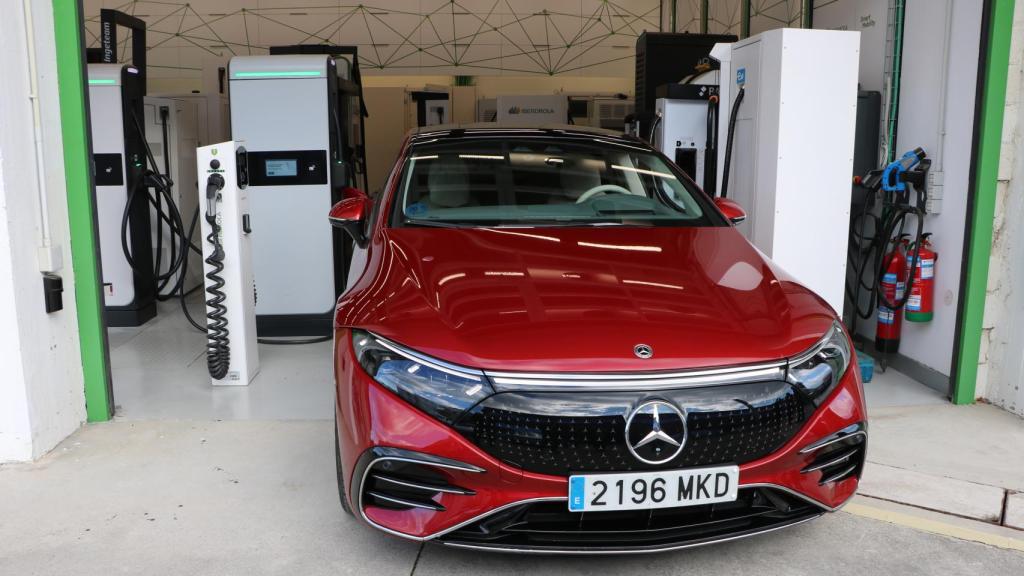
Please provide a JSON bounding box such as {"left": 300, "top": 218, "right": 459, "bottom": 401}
{"left": 876, "top": 235, "right": 908, "bottom": 353}
{"left": 906, "top": 233, "right": 937, "bottom": 322}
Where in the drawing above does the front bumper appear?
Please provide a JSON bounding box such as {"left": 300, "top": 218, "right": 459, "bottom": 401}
{"left": 335, "top": 331, "right": 867, "bottom": 553}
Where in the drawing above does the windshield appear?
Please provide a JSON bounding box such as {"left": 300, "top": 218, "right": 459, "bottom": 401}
{"left": 391, "top": 137, "right": 724, "bottom": 227}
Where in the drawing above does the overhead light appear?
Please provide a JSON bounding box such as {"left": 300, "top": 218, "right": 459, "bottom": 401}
{"left": 611, "top": 164, "right": 676, "bottom": 179}
{"left": 483, "top": 229, "right": 560, "bottom": 242}
{"left": 410, "top": 154, "right": 438, "bottom": 160}
{"left": 438, "top": 273, "right": 466, "bottom": 286}
{"left": 623, "top": 279, "right": 684, "bottom": 290}
{"left": 87, "top": 79, "right": 116, "bottom": 85}
{"left": 234, "top": 70, "right": 322, "bottom": 78}
{"left": 459, "top": 154, "right": 504, "bottom": 160}
{"left": 577, "top": 241, "right": 662, "bottom": 253}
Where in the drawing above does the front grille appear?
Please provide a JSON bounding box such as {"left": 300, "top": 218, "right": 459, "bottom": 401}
{"left": 438, "top": 487, "right": 823, "bottom": 552}
{"left": 455, "top": 381, "right": 813, "bottom": 476}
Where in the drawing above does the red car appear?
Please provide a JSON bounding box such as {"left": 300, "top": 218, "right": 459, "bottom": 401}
{"left": 330, "top": 125, "right": 866, "bottom": 553}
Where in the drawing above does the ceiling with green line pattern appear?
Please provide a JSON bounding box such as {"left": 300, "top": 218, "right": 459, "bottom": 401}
{"left": 83, "top": 1, "right": 663, "bottom": 78}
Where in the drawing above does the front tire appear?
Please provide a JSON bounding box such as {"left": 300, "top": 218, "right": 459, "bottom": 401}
{"left": 335, "top": 418, "right": 354, "bottom": 516}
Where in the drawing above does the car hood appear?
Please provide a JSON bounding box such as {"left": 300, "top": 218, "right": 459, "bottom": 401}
{"left": 338, "top": 226, "right": 837, "bottom": 372}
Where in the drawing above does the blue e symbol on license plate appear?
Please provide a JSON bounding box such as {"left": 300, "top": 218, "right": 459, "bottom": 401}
{"left": 569, "top": 477, "right": 585, "bottom": 511}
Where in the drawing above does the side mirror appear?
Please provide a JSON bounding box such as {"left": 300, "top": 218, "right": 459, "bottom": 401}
{"left": 713, "top": 197, "right": 747, "bottom": 225}
{"left": 329, "top": 188, "right": 371, "bottom": 247}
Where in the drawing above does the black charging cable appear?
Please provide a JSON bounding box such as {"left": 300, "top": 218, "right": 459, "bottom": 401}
{"left": 203, "top": 173, "right": 230, "bottom": 379}
{"left": 720, "top": 86, "right": 745, "bottom": 198}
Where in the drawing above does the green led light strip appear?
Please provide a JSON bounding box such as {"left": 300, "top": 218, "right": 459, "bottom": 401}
{"left": 233, "top": 70, "right": 322, "bottom": 78}
{"left": 87, "top": 78, "right": 117, "bottom": 85}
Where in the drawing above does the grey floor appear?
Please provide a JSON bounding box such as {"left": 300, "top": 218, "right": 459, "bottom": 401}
{"left": 2, "top": 420, "right": 1022, "bottom": 576}
{"left": 108, "top": 298, "right": 334, "bottom": 420}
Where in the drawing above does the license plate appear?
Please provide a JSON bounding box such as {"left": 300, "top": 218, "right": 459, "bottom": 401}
{"left": 568, "top": 465, "right": 739, "bottom": 512}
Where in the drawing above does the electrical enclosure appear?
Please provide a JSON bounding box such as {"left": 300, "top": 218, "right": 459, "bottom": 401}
{"left": 229, "top": 55, "right": 343, "bottom": 336}
{"left": 712, "top": 29, "right": 860, "bottom": 314}
{"left": 197, "top": 142, "right": 259, "bottom": 386}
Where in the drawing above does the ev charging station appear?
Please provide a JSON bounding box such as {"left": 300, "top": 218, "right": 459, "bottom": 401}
{"left": 650, "top": 29, "right": 859, "bottom": 315}
{"left": 87, "top": 63, "right": 157, "bottom": 327}
{"left": 653, "top": 81, "right": 720, "bottom": 194}
{"left": 229, "top": 55, "right": 347, "bottom": 337}
{"left": 197, "top": 142, "right": 259, "bottom": 386}
{"left": 710, "top": 29, "right": 860, "bottom": 314}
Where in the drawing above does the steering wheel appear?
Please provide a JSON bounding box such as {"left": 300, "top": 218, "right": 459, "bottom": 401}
{"left": 575, "top": 184, "right": 632, "bottom": 204}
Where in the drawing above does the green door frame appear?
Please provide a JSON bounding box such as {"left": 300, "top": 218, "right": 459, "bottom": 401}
{"left": 52, "top": 0, "right": 114, "bottom": 422}
{"left": 951, "top": 0, "right": 1016, "bottom": 404}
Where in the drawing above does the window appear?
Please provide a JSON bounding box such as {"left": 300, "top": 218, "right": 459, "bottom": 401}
{"left": 393, "top": 137, "right": 722, "bottom": 228}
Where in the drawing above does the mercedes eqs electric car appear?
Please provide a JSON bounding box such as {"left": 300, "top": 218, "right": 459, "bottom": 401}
{"left": 328, "top": 125, "right": 866, "bottom": 554}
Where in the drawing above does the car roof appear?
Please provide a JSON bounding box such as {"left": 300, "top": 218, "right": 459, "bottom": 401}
{"left": 406, "top": 123, "right": 640, "bottom": 147}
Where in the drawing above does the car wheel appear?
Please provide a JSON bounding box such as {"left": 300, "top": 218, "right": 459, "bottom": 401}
{"left": 335, "top": 417, "right": 354, "bottom": 516}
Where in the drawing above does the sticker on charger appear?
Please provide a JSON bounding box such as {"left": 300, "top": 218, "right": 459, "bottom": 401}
{"left": 736, "top": 67, "right": 746, "bottom": 86}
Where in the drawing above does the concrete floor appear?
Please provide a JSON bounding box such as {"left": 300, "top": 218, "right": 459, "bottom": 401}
{"left": 1, "top": 420, "right": 1022, "bottom": 576}
{"left": 107, "top": 299, "right": 334, "bottom": 420}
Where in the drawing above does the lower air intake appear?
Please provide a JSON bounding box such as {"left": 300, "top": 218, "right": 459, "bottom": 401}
{"left": 437, "top": 486, "right": 824, "bottom": 553}
{"left": 362, "top": 460, "right": 474, "bottom": 513}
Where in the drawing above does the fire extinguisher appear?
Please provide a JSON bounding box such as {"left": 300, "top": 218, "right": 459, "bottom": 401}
{"left": 876, "top": 235, "right": 908, "bottom": 353}
{"left": 906, "top": 233, "right": 937, "bottom": 322}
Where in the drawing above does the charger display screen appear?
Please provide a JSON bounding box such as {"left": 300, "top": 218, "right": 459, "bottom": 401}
{"left": 265, "top": 159, "right": 297, "bottom": 177}
{"left": 246, "top": 150, "right": 327, "bottom": 186}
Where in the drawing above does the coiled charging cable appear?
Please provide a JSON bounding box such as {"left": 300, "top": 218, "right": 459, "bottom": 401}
{"left": 203, "top": 173, "right": 230, "bottom": 379}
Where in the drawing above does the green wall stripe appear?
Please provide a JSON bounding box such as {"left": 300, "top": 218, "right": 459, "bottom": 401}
{"left": 53, "top": 0, "right": 113, "bottom": 421}
{"left": 953, "top": 0, "right": 1016, "bottom": 404}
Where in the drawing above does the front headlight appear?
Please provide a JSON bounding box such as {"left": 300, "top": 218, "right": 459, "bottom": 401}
{"left": 786, "top": 321, "right": 852, "bottom": 405}
{"left": 351, "top": 330, "right": 493, "bottom": 426}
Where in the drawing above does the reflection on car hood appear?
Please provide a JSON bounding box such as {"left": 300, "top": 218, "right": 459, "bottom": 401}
{"left": 337, "top": 226, "right": 837, "bottom": 372}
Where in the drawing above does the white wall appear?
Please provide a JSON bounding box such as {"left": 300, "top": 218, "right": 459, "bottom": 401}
{"left": 893, "top": 0, "right": 982, "bottom": 378}
{"left": 811, "top": 0, "right": 982, "bottom": 382}
{"left": 0, "top": 0, "right": 87, "bottom": 462}
{"left": 813, "top": 0, "right": 889, "bottom": 92}
{"left": 978, "top": 0, "right": 1024, "bottom": 415}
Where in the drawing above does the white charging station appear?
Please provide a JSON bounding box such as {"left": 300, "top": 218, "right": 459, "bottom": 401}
{"left": 228, "top": 55, "right": 344, "bottom": 336}
{"left": 712, "top": 29, "right": 860, "bottom": 314}
{"left": 197, "top": 142, "right": 259, "bottom": 386}
{"left": 88, "top": 63, "right": 157, "bottom": 326}
{"left": 653, "top": 79, "right": 719, "bottom": 192}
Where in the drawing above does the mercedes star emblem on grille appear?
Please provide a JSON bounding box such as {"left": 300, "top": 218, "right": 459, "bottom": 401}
{"left": 625, "top": 400, "right": 687, "bottom": 465}
{"left": 633, "top": 344, "right": 654, "bottom": 359}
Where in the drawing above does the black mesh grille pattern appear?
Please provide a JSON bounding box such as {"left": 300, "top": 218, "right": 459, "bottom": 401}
{"left": 456, "top": 381, "right": 812, "bottom": 476}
